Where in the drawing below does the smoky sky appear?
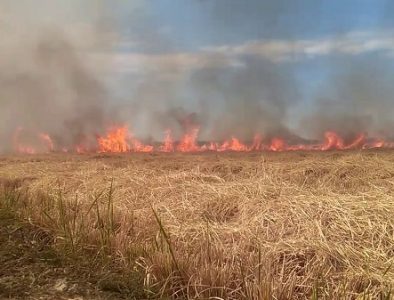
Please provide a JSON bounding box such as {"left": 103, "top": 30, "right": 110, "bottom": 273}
{"left": 0, "top": 1, "right": 118, "bottom": 152}
{"left": 187, "top": 56, "right": 300, "bottom": 140}
{"left": 1, "top": 0, "right": 394, "bottom": 152}
{"left": 126, "top": 1, "right": 394, "bottom": 141}
{"left": 0, "top": 33, "right": 113, "bottom": 151}
{"left": 120, "top": 1, "right": 305, "bottom": 140}
{"left": 300, "top": 54, "right": 394, "bottom": 139}
{"left": 130, "top": 0, "right": 394, "bottom": 139}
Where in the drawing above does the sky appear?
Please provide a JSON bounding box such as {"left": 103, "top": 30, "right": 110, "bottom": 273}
{"left": 1, "top": 0, "right": 394, "bottom": 141}
{"left": 115, "top": 1, "right": 394, "bottom": 50}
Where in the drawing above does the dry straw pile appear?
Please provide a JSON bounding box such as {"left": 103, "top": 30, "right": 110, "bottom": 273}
{"left": 0, "top": 151, "right": 393, "bottom": 299}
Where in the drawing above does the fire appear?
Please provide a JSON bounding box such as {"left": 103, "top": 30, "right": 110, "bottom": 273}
{"left": 130, "top": 139, "right": 154, "bottom": 153}
{"left": 97, "top": 126, "right": 130, "bottom": 153}
{"left": 219, "top": 137, "right": 248, "bottom": 152}
{"left": 13, "top": 127, "right": 53, "bottom": 154}
{"left": 321, "top": 131, "right": 344, "bottom": 151}
{"left": 159, "top": 130, "right": 175, "bottom": 152}
{"left": 38, "top": 133, "right": 54, "bottom": 151}
{"left": 10, "top": 125, "right": 394, "bottom": 154}
{"left": 176, "top": 127, "right": 201, "bottom": 152}
{"left": 366, "top": 140, "right": 385, "bottom": 149}
{"left": 97, "top": 126, "right": 154, "bottom": 153}
{"left": 270, "top": 138, "right": 286, "bottom": 152}
{"left": 344, "top": 133, "right": 365, "bottom": 150}
{"left": 75, "top": 144, "right": 88, "bottom": 154}
{"left": 250, "top": 134, "right": 263, "bottom": 151}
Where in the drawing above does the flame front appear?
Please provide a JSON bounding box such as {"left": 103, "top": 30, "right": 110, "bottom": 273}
{"left": 13, "top": 127, "right": 53, "bottom": 154}
{"left": 177, "top": 127, "right": 201, "bottom": 152}
{"left": 11, "top": 125, "right": 394, "bottom": 154}
{"left": 159, "top": 130, "right": 175, "bottom": 152}
{"left": 98, "top": 126, "right": 130, "bottom": 153}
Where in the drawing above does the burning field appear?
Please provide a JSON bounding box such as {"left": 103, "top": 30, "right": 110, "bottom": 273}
{"left": 11, "top": 124, "right": 394, "bottom": 155}
{"left": 2, "top": 1, "right": 394, "bottom": 299}
{"left": 1, "top": 150, "right": 394, "bottom": 299}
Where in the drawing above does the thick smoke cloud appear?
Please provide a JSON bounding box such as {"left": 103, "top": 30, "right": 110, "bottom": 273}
{"left": 188, "top": 57, "right": 299, "bottom": 141}
{"left": 300, "top": 55, "right": 394, "bottom": 140}
{"left": 0, "top": 35, "right": 110, "bottom": 148}
{"left": 0, "top": 1, "right": 117, "bottom": 152}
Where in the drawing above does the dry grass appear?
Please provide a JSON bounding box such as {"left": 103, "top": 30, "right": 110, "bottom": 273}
{"left": 0, "top": 151, "right": 394, "bottom": 299}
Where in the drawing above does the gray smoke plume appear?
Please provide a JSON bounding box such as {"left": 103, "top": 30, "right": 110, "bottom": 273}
{"left": 187, "top": 57, "right": 299, "bottom": 141}
{"left": 300, "top": 55, "right": 394, "bottom": 140}
{"left": 0, "top": 1, "right": 118, "bottom": 152}
{"left": 198, "top": 0, "right": 394, "bottom": 142}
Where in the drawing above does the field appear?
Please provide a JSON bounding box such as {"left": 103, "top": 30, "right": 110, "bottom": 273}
{"left": 0, "top": 151, "right": 394, "bottom": 299}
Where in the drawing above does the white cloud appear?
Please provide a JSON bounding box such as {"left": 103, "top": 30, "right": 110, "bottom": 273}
{"left": 207, "top": 30, "right": 394, "bottom": 60}
{"left": 90, "top": 51, "right": 239, "bottom": 75}
{"left": 102, "top": 30, "right": 394, "bottom": 74}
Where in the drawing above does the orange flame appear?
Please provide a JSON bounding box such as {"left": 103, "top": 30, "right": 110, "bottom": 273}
{"left": 250, "top": 134, "right": 263, "bottom": 151}
{"left": 270, "top": 138, "right": 286, "bottom": 151}
{"left": 130, "top": 139, "right": 153, "bottom": 153}
{"left": 97, "top": 126, "right": 130, "bottom": 153}
{"left": 97, "top": 126, "right": 154, "bottom": 153}
{"left": 159, "top": 130, "right": 175, "bottom": 152}
{"left": 38, "top": 133, "right": 54, "bottom": 151}
{"left": 176, "top": 127, "right": 201, "bottom": 152}
{"left": 321, "top": 131, "right": 344, "bottom": 150}
{"left": 13, "top": 127, "right": 53, "bottom": 154}
{"left": 344, "top": 133, "right": 365, "bottom": 150}
{"left": 10, "top": 125, "right": 394, "bottom": 154}
{"left": 219, "top": 137, "right": 248, "bottom": 152}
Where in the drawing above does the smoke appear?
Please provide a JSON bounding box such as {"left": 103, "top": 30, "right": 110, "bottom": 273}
{"left": 198, "top": 0, "right": 394, "bottom": 141}
{"left": 123, "top": 0, "right": 305, "bottom": 141}
{"left": 0, "top": 1, "right": 117, "bottom": 152}
{"left": 1, "top": 0, "right": 394, "bottom": 152}
{"left": 188, "top": 56, "right": 299, "bottom": 141}
{"left": 126, "top": 55, "right": 299, "bottom": 142}
{"left": 130, "top": 0, "right": 394, "bottom": 143}
{"left": 300, "top": 55, "right": 394, "bottom": 140}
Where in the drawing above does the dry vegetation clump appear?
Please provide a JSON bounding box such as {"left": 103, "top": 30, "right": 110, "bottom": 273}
{"left": 0, "top": 151, "right": 393, "bottom": 299}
